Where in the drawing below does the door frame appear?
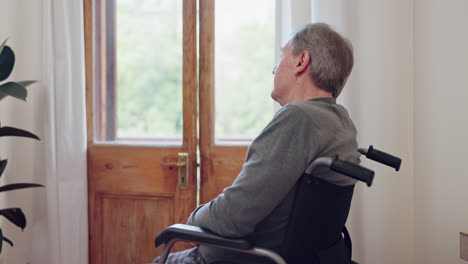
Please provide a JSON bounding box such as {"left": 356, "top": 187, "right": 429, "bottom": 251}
{"left": 84, "top": 0, "right": 198, "bottom": 263}
{"left": 199, "top": 0, "right": 248, "bottom": 203}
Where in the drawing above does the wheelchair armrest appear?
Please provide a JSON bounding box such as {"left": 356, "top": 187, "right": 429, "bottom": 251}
{"left": 154, "top": 224, "right": 253, "bottom": 250}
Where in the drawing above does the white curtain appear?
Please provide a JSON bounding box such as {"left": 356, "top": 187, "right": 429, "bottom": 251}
{"left": 0, "top": 1, "right": 87, "bottom": 264}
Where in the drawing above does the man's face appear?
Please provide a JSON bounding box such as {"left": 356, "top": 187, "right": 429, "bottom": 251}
{"left": 271, "top": 40, "right": 297, "bottom": 105}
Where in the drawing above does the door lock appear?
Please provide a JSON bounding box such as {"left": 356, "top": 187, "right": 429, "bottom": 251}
{"left": 161, "top": 152, "right": 189, "bottom": 188}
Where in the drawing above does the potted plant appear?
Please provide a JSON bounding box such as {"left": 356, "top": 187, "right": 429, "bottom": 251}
{"left": 0, "top": 39, "right": 43, "bottom": 254}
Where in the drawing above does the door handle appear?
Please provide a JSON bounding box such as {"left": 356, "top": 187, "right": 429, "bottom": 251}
{"left": 161, "top": 152, "right": 189, "bottom": 188}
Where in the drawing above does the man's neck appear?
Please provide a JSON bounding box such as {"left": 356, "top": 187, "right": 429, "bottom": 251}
{"left": 284, "top": 80, "right": 332, "bottom": 104}
{"left": 303, "top": 87, "right": 333, "bottom": 100}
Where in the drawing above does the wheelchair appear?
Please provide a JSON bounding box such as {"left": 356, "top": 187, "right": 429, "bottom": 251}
{"left": 154, "top": 146, "right": 401, "bottom": 264}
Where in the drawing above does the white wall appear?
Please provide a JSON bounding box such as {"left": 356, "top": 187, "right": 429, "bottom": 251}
{"left": 414, "top": 0, "right": 468, "bottom": 263}
{"left": 312, "top": 0, "right": 415, "bottom": 263}
{"left": 346, "top": 1, "right": 415, "bottom": 263}
{"left": 313, "top": 0, "right": 468, "bottom": 263}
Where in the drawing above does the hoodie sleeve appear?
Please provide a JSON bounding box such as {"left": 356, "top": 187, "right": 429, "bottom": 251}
{"left": 187, "top": 105, "right": 319, "bottom": 237}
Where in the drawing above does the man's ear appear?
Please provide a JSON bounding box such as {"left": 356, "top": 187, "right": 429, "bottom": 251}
{"left": 295, "top": 51, "right": 311, "bottom": 75}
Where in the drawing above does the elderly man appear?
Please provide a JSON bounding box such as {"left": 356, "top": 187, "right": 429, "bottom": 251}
{"left": 154, "top": 22, "right": 358, "bottom": 264}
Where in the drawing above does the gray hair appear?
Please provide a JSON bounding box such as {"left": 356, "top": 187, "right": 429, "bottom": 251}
{"left": 290, "top": 23, "right": 353, "bottom": 97}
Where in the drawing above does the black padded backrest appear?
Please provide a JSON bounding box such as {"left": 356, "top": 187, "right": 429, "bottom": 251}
{"left": 280, "top": 174, "right": 354, "bottom": 264}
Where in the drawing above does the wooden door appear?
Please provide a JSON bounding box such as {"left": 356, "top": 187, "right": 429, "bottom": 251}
{"left": 85, "top": 0, "right": 275, "bottom": 263}
{"left": 85, "top": 1, "right": 197, "bottom": 263}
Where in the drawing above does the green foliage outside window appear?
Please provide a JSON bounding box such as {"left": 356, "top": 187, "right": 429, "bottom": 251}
{"left": 116, "top": 0, "right": 275, "bottom": 140}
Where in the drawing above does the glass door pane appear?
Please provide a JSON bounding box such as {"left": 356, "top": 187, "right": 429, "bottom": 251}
{"left": 116, "top": 0, "right": 183, "bottom": 142}
{"left": 214, "top": 0, "right": 276, "bottom": 143}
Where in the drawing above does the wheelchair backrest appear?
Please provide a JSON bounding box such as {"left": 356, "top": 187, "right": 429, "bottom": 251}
{"left": 280, "top": 173, "right": 354, "bottom": 263}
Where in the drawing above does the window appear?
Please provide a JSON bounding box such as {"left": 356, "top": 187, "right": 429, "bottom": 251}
{"left": 93, "top": 0, "right": 184, "bottom": 142}
{"left": 93, "top": 0, "right": 276, "bottom": 144}
{"left": 214, "top": 0, "right": 275, "bottom": 141}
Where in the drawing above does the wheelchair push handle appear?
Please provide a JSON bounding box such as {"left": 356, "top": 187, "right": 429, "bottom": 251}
{"left": 330, "top": 156, "right": 375, "bottom": 187}
{"left": 358, "top": 145, "right": 401, "bottom": 171}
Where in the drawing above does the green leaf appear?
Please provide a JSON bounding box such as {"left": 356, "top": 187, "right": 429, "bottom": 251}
{"left": 0, "top": 82, "right": 27, "bottom": 101}
{"left": 0, "top": 39, "right": 7, "bottom": 55}
{"left": 0, "top": 126, "right": 40, "bottom": 140}
{"left": 17, "top": 80, "right": 37, "bottom": 87}
{"left": 0, "top": 183, "right": 44, "bottom": 193}
{"left": 0, "top": 208, "right": 27, "bottom": 230}
{"left": 0, "top": 229, "right": 10, "bottom": 254}
{"left": 3, "top": 235, "right": 13, "bottom": 247}
{"left": 0, "top": 46, "right": 15, "bottom": 82}
{"left": 0, "top": 160, "right": 6, "bottom": 178}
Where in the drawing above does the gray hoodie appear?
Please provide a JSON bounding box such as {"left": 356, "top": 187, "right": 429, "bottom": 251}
{"left": 187, "top": 97, "right": 360, "bottom": 263}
